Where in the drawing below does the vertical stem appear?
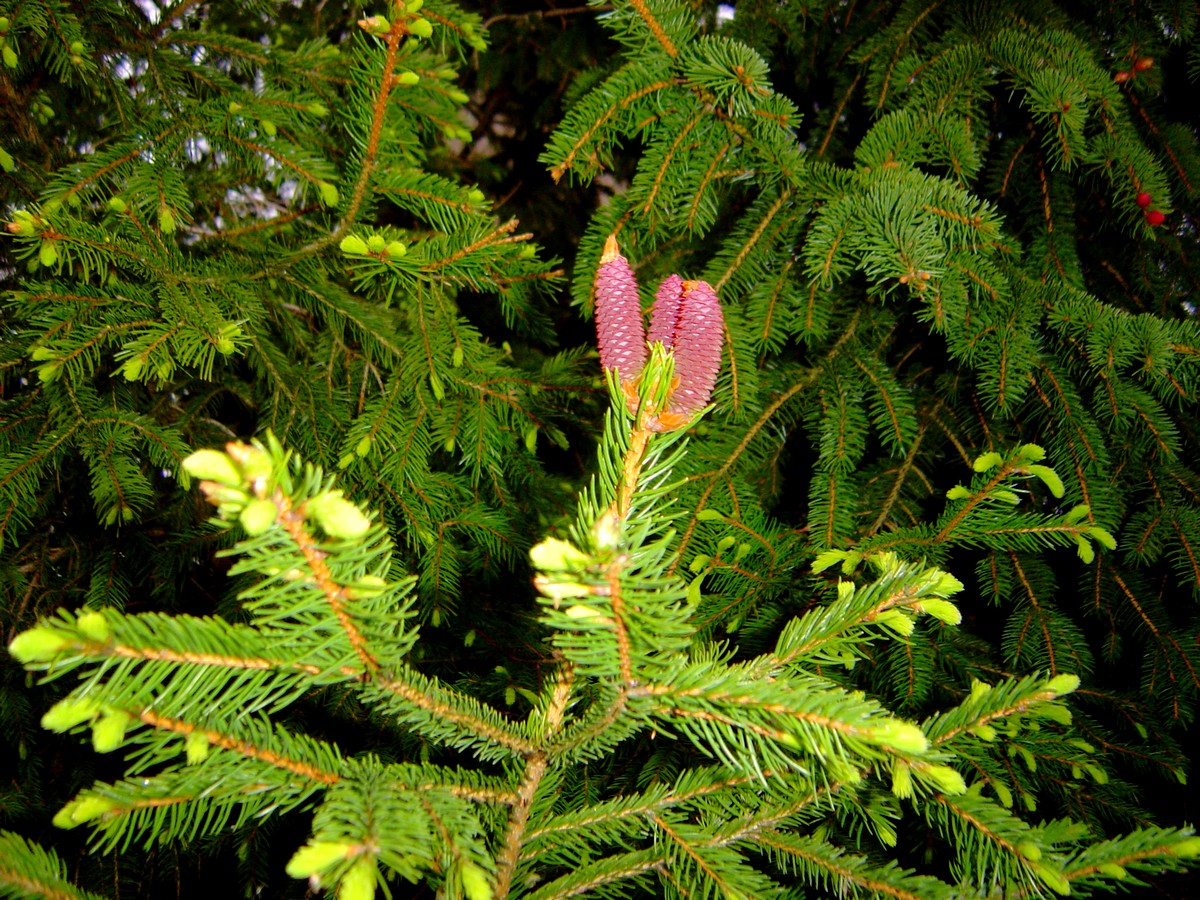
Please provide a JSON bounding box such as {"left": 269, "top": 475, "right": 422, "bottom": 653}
{"left": 616, "top": 424, "right": 652, "bottom": 520}
{"left": 493, "top": 668, "right": 573, "bottom": 898}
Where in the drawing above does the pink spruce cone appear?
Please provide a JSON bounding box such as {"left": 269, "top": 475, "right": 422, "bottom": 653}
{"left": 647, "top": 274, "right": 683, "bottom": 348}
{"left": 594, "top": 236, "right": 646, "bottom": 384}
{"left": 666, "top": 280, "right": 724, "bottom": 416}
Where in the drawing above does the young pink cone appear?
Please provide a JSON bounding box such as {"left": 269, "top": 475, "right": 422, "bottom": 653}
{"left": 594, "top": 236, "right": 646, "bottom": 383}
{"left": 647, "top": 274, "right": 683, "bottom": 348}
{"left": 666, "top": 280, "right": 724, "bottom": 416}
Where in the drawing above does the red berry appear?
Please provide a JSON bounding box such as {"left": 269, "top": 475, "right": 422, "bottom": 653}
{"left": 1136, "top": 192, "right": 1152, "bottom": 208}
{"left": 1134, "top": 56, "right": 1154, "bottom": 71}
{"left": 1145, "top": 210, "right": 1165, "bottom": 226}
{"left": 1114, "top": 70, "right": 1132, "bottom": 83}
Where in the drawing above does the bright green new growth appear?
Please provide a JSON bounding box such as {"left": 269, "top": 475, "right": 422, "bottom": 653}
{"left": 7, "top": 390, "right": 1200, "bottom": 898}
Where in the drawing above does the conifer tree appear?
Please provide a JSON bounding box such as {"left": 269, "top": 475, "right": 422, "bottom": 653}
{"left": 3, "top": 0, "right": 1200, "bottom": 898}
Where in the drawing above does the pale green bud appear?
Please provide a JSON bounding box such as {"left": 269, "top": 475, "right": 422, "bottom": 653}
{"left": 530, "top": 537, "right": 590, "bottom": 571}
{"left": 345, "top": 575, "right": 387, "bottom": 599}
{"left": 41, "top": 697, "right": 103, "bottom": 731}
{"left": 53, "top": 795, "right": 117, "bottom": 829}
{"left": 7, "top": 209, "right": 37, "bottom": 236}
{"left": 239, "top": 498, "right": 278, "bottom": 535}
{"left": 9, "top": 626, "right": 73, "bottom": 663}
{"left": 359, "top": 15, "right": 391, "bottom": 36}
{"left": 338, "top": 858, "right": 376, "bottom": 900}
{"left": 534, "top": 577, "right": 592, "bottom": 602}
{"left": 870, "top": 721, "right": 928, "bottom": 755}
{"left": 227, "top": 442, "right": 271, "bottom": 481}
{"left": 874, "top": 608, "right": 914, "bottom": 636}
{"left": 1032, "top": 863, "right": 1070, "bottom": 895}
{"left": 1017, "top": 443, "right": 1046, "bottom": 462}
{"left": 92, "top": 709, "right": 132, "bottom": 752}
{"left": 76, "top": 610, "right": 110, "bottom": 641}
{"left": 972, "top": 451, "right": 1002, "bottom": 472}
{"left": 916, "top": 598, "right": 960, "bottom": 625}
{"left": 1016, "top": 840, "right": 1041, "bottom": 861}
{"left": 306, "top": 491, "right": 371, "bottom": 539}
{"left": 285, "top": 840, "right": 353, "bottom": 877}
{"left": 182, "top": 449, "right": 242, "bottom": 486}
{"left": 460, "top": 861, "right": 493, "bottom": 900}
{"left": 185, "top": 730, "right": 209, "bottom": 764}
{"left": 1043, "top": 673, "right": 1080, "bottom": 696}
{"left": 891, "top": 761, "right": 913, "bottom": 798}
{"left": 340, "top": 234, "right": 369, "bottom": 255}
{"left": 318, "top": 181, "right": 339, "bottom": 207}
{"left": 922, "top": 764, "right": 966, "bottom": 794}
{"left": 1167, "top": 837, "right": 1200, "bottom": 857}
{"left": 409, "top": 17, "right": 433, "bottom": 38}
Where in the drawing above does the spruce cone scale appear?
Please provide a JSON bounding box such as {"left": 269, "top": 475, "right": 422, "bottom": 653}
{"left": 666, "top": 280, "right": 724, "bottom": 416}
{"left": 594, "top": 236, "right": 647, "bottom": 384}
{"left": 648, "top": 273, "right": 683, "bottom": 348}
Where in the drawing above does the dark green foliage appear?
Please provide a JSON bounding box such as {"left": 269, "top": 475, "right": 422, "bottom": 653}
{"left": 3, "top": 0, "right": 1200, "bottom": 897}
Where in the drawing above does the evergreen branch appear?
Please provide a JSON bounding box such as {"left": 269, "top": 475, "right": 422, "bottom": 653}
{"left": 652, "top": 814, "right": 766, "bottom": 896}
{"left": 547, "top": 73, "right": 676, "bottom": 183}
{"left": 542, "top": 687, "right": 635, "bottom": 761}
{"left": 756, "top": 831, "right": 956, "bottom": 900}
{"left": 625, "top": 0, "right": 678, "bottom": 58}
{"left": 274, "top": 489, "right": 380, "bottom": 674}
{"left": 712, "top": 190, "right": 791, "bottom": 295}
{"left": 370, "top": 668, "right": 536, "bottom": 758}
{"left": 673, "top": 372, "right": 814, "bottom": 571}
{"left": 224, "top": 135, "right": 331, "bottom": 187}
{"left": 606, "top": 551, "right": 637, "bottom": 687}
{"left": 686, "top": 141, "right": 733, "bottom": 232}
{"left": 0, "top": 831, "right": 106, "bottom": 900}
{"left": 521, "top": 848, "right": 664, "bottom": 900}
{"left": 333, "top": 15, "right": 418, "bottom": 243}
{"left": 136, "top": 708, "right": 341, "bottom": 785}
{"left": 866, "top": 421, "right": 930, "bottom": 536}
{"left": 641, "top": 110, "right": 703, "bottom": 217}
{"left": 495, "top": 668, "right": 573, "bottom": 899}
{"left": 422, "top": 218, "right": 521, "bottom": 270}
{"left": 1055, "top": 827, "right": 1200, "bottom": 893}
{"left": 924, "top": 674, "right": 1077, "bottom": 746}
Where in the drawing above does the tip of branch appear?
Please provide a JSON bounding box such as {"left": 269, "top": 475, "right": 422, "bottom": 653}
{"left": 600, "top": 235, "right": 622, "bottom": 264}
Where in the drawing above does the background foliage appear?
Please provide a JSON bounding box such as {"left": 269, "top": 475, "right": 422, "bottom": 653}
{"left": 2, "top": 0, "right": 1200, "bottom": 897}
